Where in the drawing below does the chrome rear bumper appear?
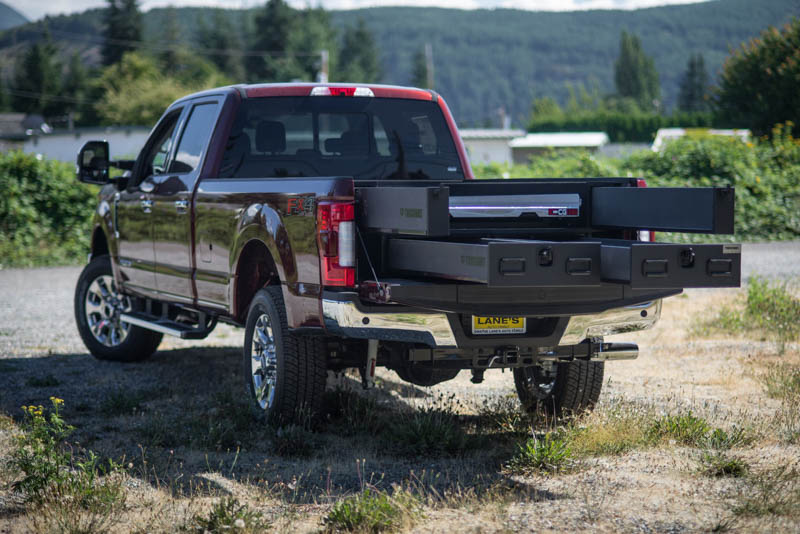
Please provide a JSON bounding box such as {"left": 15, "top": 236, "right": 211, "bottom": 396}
{"left": 321, "top": 298, "right": 661, "bottom": 348}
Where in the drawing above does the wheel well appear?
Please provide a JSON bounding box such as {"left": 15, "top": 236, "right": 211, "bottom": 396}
{"left": 235, "top": 240, "right": 279, "bottom": 321}
{"left": 91, "top": 227, "right": 109, "bottom": 258}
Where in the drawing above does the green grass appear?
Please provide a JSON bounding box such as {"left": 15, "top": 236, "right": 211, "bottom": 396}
{"left": 506, "top": 432, "right": 573, "bottom": 474}
{"left": 101, "top": 389, "right": 148, "bottom": 416}
{"left": 648, "top": 412, "right": 712, "bottom": 446}
{"left": 698, "top": 452, "right": 749, "bottom": 478}
{"left": 760, "top": 362, "right": 800, "bottom": 400}
{"left": 702, "top": 278, "right": 800, "bottom": 353}
{"left": 324, "top": 488, "right": 420, "bottom": 533}
{"left": 386, "top": 402, "right": 479, "bottom": 457}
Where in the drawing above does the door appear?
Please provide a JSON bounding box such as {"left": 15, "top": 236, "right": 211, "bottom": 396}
{"left": 151, "top": 99, "right": 221, "bottom": 302}
{"left": 116, "top": 109, "right": 182, "bottom": 296}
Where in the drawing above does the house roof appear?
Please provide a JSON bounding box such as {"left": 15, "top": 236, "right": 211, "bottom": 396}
{"left": 459, "top": 128, "right": 526, "bottom": 140}
{"left": 510, "top": 132, "right": 609, "bottom": 148}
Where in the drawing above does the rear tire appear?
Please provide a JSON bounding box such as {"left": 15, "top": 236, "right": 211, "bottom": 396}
{"left": 243, "top": 286, "right": 327, "bottom": 426}
{"left": 74, "top": 255, "right": 162, "bottom": 362}
{"left": 513, "top": 360, "right": 604, "bottom": 417}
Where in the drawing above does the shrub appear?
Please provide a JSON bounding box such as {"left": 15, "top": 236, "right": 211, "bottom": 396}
{"left": 0, "top": 151, "right": 97, "bottom": 267}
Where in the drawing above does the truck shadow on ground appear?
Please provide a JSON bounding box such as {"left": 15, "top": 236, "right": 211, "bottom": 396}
{"left": 0, "top": 347, "right": 565, "bottom": 505}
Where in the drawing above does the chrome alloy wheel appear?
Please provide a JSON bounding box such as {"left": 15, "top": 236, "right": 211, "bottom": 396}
{"left": 84, "top": 275, "right": 132, "bottom": 347}
{"left": 251, "top": 313, "right": 277, "bottom": 411}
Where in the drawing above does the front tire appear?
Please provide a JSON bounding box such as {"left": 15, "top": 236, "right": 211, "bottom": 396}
{"left": 243, "top": 286, "right": 327, "bottom": 426}
{"left": 74, "top": 255, "right": 162, "bottom": 362}
{"left": 513, "top": 360, "right": 604, "bottom": 417}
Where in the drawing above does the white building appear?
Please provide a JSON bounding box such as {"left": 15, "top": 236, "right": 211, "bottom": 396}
{"left": 23, "top": 126, "right": 152, "bottom": 162}
{"left": 651, "top": 128, "right": 751, "bottom": 152}
{"left": 509, "top": 132, "right": 610, "bottom": 164}
{"left": 459, "top": 128, "right": 525, "bottom": 166}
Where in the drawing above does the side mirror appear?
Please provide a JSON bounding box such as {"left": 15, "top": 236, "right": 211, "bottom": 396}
{"left": 77, "top": 140, "right": 110, "bottom": 185}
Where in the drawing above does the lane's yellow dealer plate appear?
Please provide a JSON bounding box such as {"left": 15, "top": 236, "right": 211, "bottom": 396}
{"left": 472, "top": 316, "right": 526, "bottom": 335}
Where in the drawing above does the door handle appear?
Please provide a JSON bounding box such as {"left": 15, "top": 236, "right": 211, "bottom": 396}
{"left": 174, "top": 199, "right": 189, "bottom": 214}
{"left": 141, "top": 199, "right": 153, "bottom": 213}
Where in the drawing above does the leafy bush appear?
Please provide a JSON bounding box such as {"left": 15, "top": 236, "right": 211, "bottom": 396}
{"left": 0, "top": 151, "right": 96, "bottom": 267}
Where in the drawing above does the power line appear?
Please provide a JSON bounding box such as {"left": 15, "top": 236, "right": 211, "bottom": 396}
{"left": 6, "top": 88, "right": 93, "bottom": 105}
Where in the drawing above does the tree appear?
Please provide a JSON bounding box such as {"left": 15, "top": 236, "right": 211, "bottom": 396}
{"left": 102, "top": 0, "right": 142, "bottom": 66}
{"left": 288, "top": 7, "right": 337, "bottom": 82}
{"left": 196, "top": 9, "right": 244, "bottom": 80}
{"left": 410, "top": 48, "right": 428, "bottom": 88}
{"left": 614, "top": 30, "right": 660, "bottom": 112}
{"left": 678, "top": 53, "right": 709, "bottom": 112}
{"left": 530, "top": 96, "right": 563, "bottom": 121}
{"left": 159, "top": 6, "right": 181, "bottom": 72}
{"left": 337, "top": 19, "right": 381, "bottom": 83}
{"left": 60, "top": 53, "right": 90, "bottom": 122}
{"left": 11, "top": 38, "right": 61, "bottom": 115}
{"left": 716, "top": 18, "right": 800, "bottom": 136}
{"left": 247, "top": 0, "right": 297, "bottom": 82}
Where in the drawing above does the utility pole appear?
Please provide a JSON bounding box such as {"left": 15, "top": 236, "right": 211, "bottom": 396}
{"left": 317, "top": 49, "right": 329, "bottom": 83}
{"left": 424, "top": 42, "right": 434, "bottom": 90}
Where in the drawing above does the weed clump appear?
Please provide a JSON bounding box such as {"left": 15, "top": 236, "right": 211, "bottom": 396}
{"left": 649, "top": 412, "right": 711, "bottom": 446}
{"left": 506, "top": 433, "right": 573, "bottom": 474}
{"left": 703, "top": 277, "right": 800, "bottom": 353}
{"left": 698, "top": 452, "right": 749, "bottom": 478}
{"left": 8, "top": 398, "right": 125, "bottom": 532}
{"left": 187, "top": 497, "right": 268, "bottom": 533}
{"left": 761, "top": 362, "right": 800, "bottom": 400}
{"left": 731, "top": 464, "right": 800, "bottom": 518}
{"left": 324, "top": 488, "right": 419, "bottom": 533}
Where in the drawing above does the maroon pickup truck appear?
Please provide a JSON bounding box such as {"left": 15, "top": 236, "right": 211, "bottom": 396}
{"left": 74, "top": 83, "right": 741, "bottom": 424}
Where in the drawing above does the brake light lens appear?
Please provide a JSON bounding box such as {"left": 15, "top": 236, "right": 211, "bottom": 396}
{"left": 310, "top": 86, "right": 375, "bottom": 97}
{"left": 636, "top": 179, "right": 656, "bottom": 242}
{"left": 317, "top": 201, "right": 355, "bottom": 286}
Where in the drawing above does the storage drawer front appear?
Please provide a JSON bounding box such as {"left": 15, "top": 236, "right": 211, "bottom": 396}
{"left": 488, "top": 241, "right": 602, "bottom": 287}
{"left": 602, "top": 243, "right": 741, "bottom": 289}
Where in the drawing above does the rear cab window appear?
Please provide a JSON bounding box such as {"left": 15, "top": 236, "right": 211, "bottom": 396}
{"left": 218, "top": 96, "right": 464, "bottom": 181}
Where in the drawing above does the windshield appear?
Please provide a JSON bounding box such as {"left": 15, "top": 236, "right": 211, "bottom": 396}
{"left": 218, "top": 96, "right": 464, "bottom": 181}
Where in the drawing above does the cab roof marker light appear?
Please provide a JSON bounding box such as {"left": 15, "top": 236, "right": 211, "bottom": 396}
{"left": 310, "top": 86, "right": 374, "bottom": 97}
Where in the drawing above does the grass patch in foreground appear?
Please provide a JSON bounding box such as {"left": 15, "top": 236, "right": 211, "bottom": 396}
{"left": 8, "top": 399, "right": 126, "bottom": 533}
{"left": 701, "top": 277, "right": 800, "bottom": 353}
{"left": 187, "top": 497, "right": 269, "bottom": 533}
{"left": 324, "top": 488, "right": 421, "bottom": 533}
{"left": 506, "top": 433, "right": 573, "bottom": 474}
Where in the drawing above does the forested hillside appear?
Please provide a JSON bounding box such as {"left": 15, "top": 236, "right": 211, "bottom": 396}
{"left": 0, "top": 0, "right": 795, "bottom": 126}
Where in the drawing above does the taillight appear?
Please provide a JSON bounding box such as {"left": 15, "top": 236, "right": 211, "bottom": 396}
{"left": 636, "top": 179, "right": 656, "bottom": 242}
{"left": 317, "top": 201, "right": 355, "bottom": 287}
{"left": 310, "top": 86, "right": 374, "bottom": 97}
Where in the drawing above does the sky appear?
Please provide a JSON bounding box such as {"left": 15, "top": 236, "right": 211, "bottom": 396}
{"left": 9, "top": 0, "right": 710, "bottom": 23}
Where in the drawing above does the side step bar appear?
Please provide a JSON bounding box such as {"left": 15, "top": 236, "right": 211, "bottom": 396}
{"left": 120, "top": 311, "right": 216, "bottom": 340}
{"left": 590, "top": 342, "right": 639, "bottom": 361}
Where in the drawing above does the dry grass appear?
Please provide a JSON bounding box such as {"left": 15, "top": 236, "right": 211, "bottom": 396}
{"left": 1, "top": 289, "right": 800, "bottom": 532}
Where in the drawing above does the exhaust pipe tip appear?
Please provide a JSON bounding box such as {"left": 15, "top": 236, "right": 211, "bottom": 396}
{"left": 591, "top": 342, "right": 638, "bottom": 361}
